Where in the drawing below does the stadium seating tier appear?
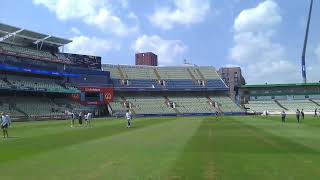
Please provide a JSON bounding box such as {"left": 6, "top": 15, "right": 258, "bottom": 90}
{"left": 0, "top": 43, "right": 72, "bottom": 64}
{"left": 102, "top": 64, "right": 227, "bottom": 89}
{"left": 110, "top": 95, "right": 243, "bottom": 116}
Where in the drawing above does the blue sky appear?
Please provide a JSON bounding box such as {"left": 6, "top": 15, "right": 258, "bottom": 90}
{"left": 0, "top": 0, "right": 319, "bottom": 84}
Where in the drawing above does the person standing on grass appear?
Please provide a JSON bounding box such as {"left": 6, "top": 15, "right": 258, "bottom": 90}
{"left": 71, "top": 112, "right": 75, "bottom": 127}
{"left": 314, "top": 108, "right": 317, "bottom": 118}
{"left": 84, "top": 112, "right": 88, "bottom": 126}
{"left": 1, "top": 112, "right": 11, "bottom": 138}
{"left": 296, "top": 109, "right": 301, "bottom": 123}
{"left": 214, "top": 111, "right": 218, "bottom": 119}
{"left": 301, "top": 109, "right": 305, "bottom": 120}
{"left": 125, "top": 110, "right": 132, "bottom": 128}
{"left": 84, "top": 112, "right": 92, "bottom": 126}
{"left": 281, "top": 111, "right": 286, "bottom": 123}
{"left": 78, "top": 111, "right": 83, "bottom": 126}
{"left": 86, "top": 112, "right": 92, "bottom": 126}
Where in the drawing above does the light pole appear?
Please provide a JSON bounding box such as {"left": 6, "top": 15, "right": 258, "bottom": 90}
{"left": 301, "top": 0, "right": 313, "bottom": 83}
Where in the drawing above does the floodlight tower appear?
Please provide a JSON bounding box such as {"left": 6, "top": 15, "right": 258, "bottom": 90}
{"left": 301, "top": 0, "right": 314, "bottom": 83}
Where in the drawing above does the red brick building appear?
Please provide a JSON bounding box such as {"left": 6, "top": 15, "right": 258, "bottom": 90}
{"left": 218, "top": 67, "right": 246, "bottom": 101}
{"left": 135, "top": 52, "right": 158, "bottom": 66}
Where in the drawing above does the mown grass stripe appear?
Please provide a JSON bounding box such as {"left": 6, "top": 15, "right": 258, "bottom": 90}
{"left": 2, "top": 116, "right": 320, "bottom": 179}
{"left": 211, "top": 116, "right": 320, "bottom": 180}
{"left": 0, "top": 118, "right": 176, "bottom": 163}
{"left": 0, "top": 117, "right": 201, "bottom": 180}
{"left": 166, "top": 117, "right": 218, "bottom": 179}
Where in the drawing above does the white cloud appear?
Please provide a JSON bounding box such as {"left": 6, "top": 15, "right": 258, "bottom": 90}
{"left": 70, "top": 27, "right": 82, "bottom": 35}
{"left": 149, "top": 0, "right": 210, "bottom": 30}
{"left": 132, "top": 35, "right": 187, "bottom": 65}
{"left": 66, "top": 35, "right": 120, "bottom": 56}
{"left": 245, "top": 60, "right": 299, "bottom": 83}
{"left": 229, "top": 0, "right": 301, "bottom": 84}
{"left": 234, "top": 0, "right": 281, "bottom": 33}
{"left": 84, "top": 8, "right": 138, "bottom": 36}
{"left": 33, "top": 0, "right": 138, "bottom": 36}
{"left": 231, "top": 32, "right": 285, "bottom": 64}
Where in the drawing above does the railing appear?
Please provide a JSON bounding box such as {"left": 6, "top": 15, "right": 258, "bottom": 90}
{"left": 111, "top": 79, "right": 227, "bottom": 89}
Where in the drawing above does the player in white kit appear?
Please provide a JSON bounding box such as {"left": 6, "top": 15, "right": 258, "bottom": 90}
{"left": 125, "top": 110, "right": 132, "bottom": 128}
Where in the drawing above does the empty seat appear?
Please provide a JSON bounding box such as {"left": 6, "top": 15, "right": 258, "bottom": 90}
{"left": 278, "top": 100, "right": 317, "bottom": 111}
{"left": 0, "top": 43, "right": 71, "bottom": 64}
{"left": 245, "top": 100, "right": 284, "bottom": 112}
{"left": 211, "top": 96, "right": 243, "bottom": 112}
{"left": 6, "top": 75, "right": 78, "bottom": 93}
{"left": 169, "top": 96, "right": 215, "bottom": 113}
{"left": 102, "top": 64, "right": 227, "bottom": 89}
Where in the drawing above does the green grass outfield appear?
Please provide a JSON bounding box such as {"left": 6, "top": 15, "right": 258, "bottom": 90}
{"left": 1, "top": 115, "right": 320, "bottom": 180}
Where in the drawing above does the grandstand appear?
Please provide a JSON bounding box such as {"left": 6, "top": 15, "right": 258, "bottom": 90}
{"left": 0, "top": 23, "right": 110, "bottom": 120}
{"left": 103, "top": 64, "right": 243, "bottom": 117}
{"left": 124, "top": 95, "right": 176, "bottom": 114}
{"left": 102, "top": 64, "right": 227, "bottom": 91}
{"left": 240, "top": 83, "right": 320, "bottom": 114}
{"left": 2, "top": 74, "right": 78, "bottom": 93}
{"left": 168, "top": 96, "right": 215, "bottom": 114}
{"left": 109, "top": 94, "right": 241, "bottom": 117}
{"left": 0, "top": 93, "right": 92, "bottom": 120}
{"left": 211, "top": 96, "right": 243, "bottom": 112}
{"left": 277, "top": 100, "right": 316, "bottom": 111}
{"left": 14, "top": 96, "right": 63, "bottom": 117}
{"left": 0, "top": 22, "right": 244, "bottom": 120}
{"left": 244, "top": 100, "right": 284, "bottom": 112}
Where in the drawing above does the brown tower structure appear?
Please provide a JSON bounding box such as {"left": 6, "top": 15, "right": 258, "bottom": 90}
{"left": 135, "top": 52, "right": 158, "bottom": 66}
{"left": 218, "top": 67, "right": 246, "bottom": 101}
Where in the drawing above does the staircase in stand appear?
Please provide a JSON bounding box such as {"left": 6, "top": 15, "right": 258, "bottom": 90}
{"left": 186, "top": 68, "right": 198, "bottom": 84}
{"left": 117, "top": 66, "right": 128, "bottom": 80}
{"left": 121, "top": 96, "right": 136, "bottom": 115}
{"left": 275, "top": 100, "right": 288, "bottom": 111}
{"left": 129, "top": 108, "right": 136, "bottom": 115}
{"left": 164, "top": 96, "right": 181, "bottom": 114}
{"left": 195, "top": 68, "right": 207, "bottom": 84}
{"left": 153, "top": 68, "right": 162, "bottom": 81}
{"left": 309, "top": 99, "right": 320, "bottom": 106}
{"left": 120, "top": 96, "right": 128, "bottom": 110}
{"left": 206, "top": 96, "right": 223, "bottom": 113}
{"left": 2, "top": 78, "right": 12, "bottom": 86}
{"left": 13, "top": 106, "right": 29, "bottom": 118}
